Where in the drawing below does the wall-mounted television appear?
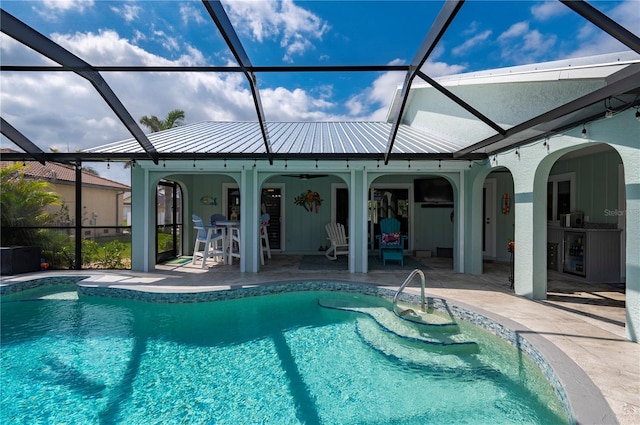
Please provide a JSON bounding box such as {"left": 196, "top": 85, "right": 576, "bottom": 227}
{"left": 414, "top": 177, "right": 454, "bottom": 206}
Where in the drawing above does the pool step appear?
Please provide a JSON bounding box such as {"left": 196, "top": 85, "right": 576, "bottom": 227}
{"left": 356, "top": 317, "right": 480, "bottom": 363}
{"left": 393, "top": 300, "right": 459, "bottom": 331}
{"left": 318, "top": 298, "right": 479, "bottom": 355}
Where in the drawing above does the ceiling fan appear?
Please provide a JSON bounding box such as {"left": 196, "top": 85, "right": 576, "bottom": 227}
{"left": 282, "top": 174, "right": 328, "bottom": 180}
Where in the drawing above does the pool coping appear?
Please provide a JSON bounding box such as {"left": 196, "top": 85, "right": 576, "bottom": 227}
{"left": 1, "top": 275, "right": 618, "bottom": 424}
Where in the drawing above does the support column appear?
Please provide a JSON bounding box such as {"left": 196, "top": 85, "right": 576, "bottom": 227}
{"left": 464, "top": 166, "right": 492, "bottom": 275}
{"left": 619, "top": 145, "right": 639, "bottom": 342}
{"left": 130, "top": 164, "right": 154, "bottom": 272}
{"left": 350, "top": 168, "right": 368, "bottom": 273}
{"left": 240, "top": 166, "right": 259, "bottom": 273}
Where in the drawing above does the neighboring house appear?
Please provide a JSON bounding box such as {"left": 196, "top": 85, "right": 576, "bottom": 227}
{"left": 0, "top": 149, "right": 131, "bottom": 238}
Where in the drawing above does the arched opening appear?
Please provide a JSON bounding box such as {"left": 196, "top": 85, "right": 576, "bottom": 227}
{"left": 543, "top": 144, "right": 625, "bottom": 322}
{"left": 368, "top": 173, "right": 457, "bottom": 271}
{"left": 481, "top": 167, "right": 515, "bottom": 282}
{"left": 262, "top": 172, "right": 347, "bottom": 256}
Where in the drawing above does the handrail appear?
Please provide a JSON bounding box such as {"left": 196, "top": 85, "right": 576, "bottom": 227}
{"left": 393, "top": 269, "right": 426, "bottom": 314}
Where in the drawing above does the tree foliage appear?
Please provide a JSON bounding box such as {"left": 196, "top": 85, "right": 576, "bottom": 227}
{"left": 0, "top": 163, "right": 62, "bottom": 245}
{"left": 139, "top": 109, "right": 185, "bottom": 132}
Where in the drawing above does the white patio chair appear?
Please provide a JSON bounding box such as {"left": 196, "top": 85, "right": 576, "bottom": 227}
{"left": 325, "top": 222, "right": 348, "bottom": 260}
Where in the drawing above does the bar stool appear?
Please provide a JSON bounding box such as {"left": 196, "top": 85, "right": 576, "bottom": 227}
{"left": 191, "top": 214, "right": 224, "bottom": 268}
{"left": 228, "top": 226, "right": 241, "bottom": 265}
{"left": 260, "top": 213, "right": 271, "bottom": 265}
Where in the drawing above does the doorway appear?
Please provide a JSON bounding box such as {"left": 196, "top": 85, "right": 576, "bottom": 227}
{"left": 223, "top": 184, "right": 283, "bottom": 251}
{"left": 261, "top": 187, "right": 283, "bottom": 250}
{"left": 156, "top": 180, "right": 183, "bottom": 263}
{"left": 483, "top": 179, "right": 496, "bottom": 258}
{"left": 369, "top": 187, "right": 410, "bottom": 250}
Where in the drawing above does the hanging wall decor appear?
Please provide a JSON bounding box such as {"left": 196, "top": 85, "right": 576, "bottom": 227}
{"left": 502, "top": 193, "right": 510, "bottom": 215}
{"left": 294, "top": 190, "right": 323, "bottom": 213}
{"left": 200, "top": 196, "right": 217, "bottom": 205}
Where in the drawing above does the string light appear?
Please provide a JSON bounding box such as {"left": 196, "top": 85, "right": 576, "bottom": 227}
{"left": 407, "top": 159, "right": 411, "bottom": 169}
{"left": 438, "top": 159, "right": 441, "bottom": 168}
{"left": 107, "top": 160, "right": 110, "bottom": 169}
{"left": 581, "top": 125, "right": 587, "bottom": 138}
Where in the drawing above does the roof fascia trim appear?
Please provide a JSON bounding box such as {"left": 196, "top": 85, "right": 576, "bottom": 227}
{"left": 454, "top": 62, "right": 640, "bottom": 157}
{"left": 561, "top": 0, "right": 640, "bottom": 54}
{"left": 384, "top": 0, "right": 465, "bottom": 164}
{"left": 0, "top": 10, "right": 159, "bottom": 164}
{"left": 202, "top": 0, "right": 273, "bottom": 164}
{"left": 0, "top": 152, "right": 487, "bottom": 163}
{"left": 0, "top": 118, "right": 46, "bottom": 164}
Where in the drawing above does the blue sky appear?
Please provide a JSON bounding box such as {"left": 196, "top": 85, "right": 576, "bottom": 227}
{"left": 1, "top": 0, "right": 638, "bottom": 182}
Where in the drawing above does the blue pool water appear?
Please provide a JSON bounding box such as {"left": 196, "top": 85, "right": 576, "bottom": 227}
{"left": 1, "top": 284, "right": 569, "bottom": 424}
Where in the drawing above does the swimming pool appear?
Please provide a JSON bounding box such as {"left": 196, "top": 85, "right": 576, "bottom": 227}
{"left": 1, "top": 281, "right": 570, "bottom": 424}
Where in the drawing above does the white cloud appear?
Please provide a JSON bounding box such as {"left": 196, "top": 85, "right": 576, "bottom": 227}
{"left": 498, "top": 21, "right": 530, "bottom": 41}
{"left": 41, "top": 0, "right": 94, "bottom": 13}
{"left": 152, "top": 30, "right": 181, "bottom": 52}
{"left": 497, "top": 21, "right": 557, "bottom": 63}
{"left": 421, "top": 61, "right": 467, "bottom": 78}
{"left": 452, "top": 30, "right": 492, "bottom": 56}
{"left": 0, "top": 29, "right": 348, "bottom": 157}
{"left": 180, "top": 4, "right": 207, "bottom": 26}
{"left": 531, "top": 1, "right": 568, "bottom": 21}
{"left": 223, "top": 0, "right": 329, "bottom": 62}
{"left": 110, "top": 4, "right": 141, "bottom": 23}
{"left": 569, "top": 0, "right": 640, "bottom": 57}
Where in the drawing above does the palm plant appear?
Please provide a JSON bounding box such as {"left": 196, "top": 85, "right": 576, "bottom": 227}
{"left": 125, "top": 109, "right": 186, "bottom": 169}
{"left": 139, "top": 109, "right": 185, "bottom": 132}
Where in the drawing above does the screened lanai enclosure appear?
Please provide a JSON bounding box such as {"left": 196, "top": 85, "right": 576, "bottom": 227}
{"left": 1, "top": 1, "right": 640, "bottom": 342}
{"left": 1, "top": 0, "right": 638, "bottom": 269}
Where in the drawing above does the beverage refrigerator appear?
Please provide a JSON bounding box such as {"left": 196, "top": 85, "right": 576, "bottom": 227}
{"left": 563, "top": 232, "right": 586, "bottom": 276}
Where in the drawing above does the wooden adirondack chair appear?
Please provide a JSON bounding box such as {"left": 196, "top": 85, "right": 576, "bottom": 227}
{"left": 325, "top": 222, "right": 349, "bottom": 260}
{"left": 376, "top": 217, "right": 406, "bottom": 266}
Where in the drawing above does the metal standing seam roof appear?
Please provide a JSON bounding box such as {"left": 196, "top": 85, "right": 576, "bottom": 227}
{"left": 84, "top": 121, "right": 468, "bottom": 157}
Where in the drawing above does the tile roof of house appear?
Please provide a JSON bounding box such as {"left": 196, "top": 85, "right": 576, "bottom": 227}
{"left": 0, "top": 149, "right": 130, "bottom": 190}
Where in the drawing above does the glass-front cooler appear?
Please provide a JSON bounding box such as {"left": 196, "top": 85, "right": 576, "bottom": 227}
{"left": 563, "top": 232, "right": 586, "bottom": 276}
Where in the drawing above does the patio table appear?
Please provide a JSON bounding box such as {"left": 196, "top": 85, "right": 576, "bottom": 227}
{"left": 215, "top": 220, "right": 240, "bottom": 264}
